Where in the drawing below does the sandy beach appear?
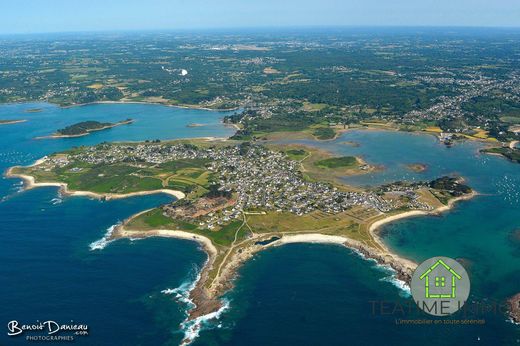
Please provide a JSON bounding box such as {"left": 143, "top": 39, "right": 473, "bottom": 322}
{"left": 369, "top": 190, "right": 477, "bottom": 233}
{"left": 369, "top": 210, "right": 427, "bottom": 233}
{"left": 115, "top": 228, "right": 217, "bottom": 256}
{"left": 274, "top": 233, "right": 353, "bottom": 245}
{"left": 5, "top": 167, "right": 185, "bottom": 200}
{"left": 6, "top": 153, "right": 477, "bottom": 330}
{"left": 110, "top": 188, "right": 477, "bottom": 327}
{"left": 510, "top": 140, "right": 519, "bottom": 149}
{"left": 224, "top": 123, "right": 241, "bottom": 130}
{"left": 368, "top": 191, "right": 477, "bottom": 248}
{"left": 270, "top": 231, "right": 417, "bottom": 272}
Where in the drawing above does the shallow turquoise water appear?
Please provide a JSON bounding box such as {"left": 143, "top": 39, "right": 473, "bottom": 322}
{"left": 205, "top": 131, "right": 520, "bottom": 345}
{"left": 0, "top": 104, "right": 518, "bottom": 345}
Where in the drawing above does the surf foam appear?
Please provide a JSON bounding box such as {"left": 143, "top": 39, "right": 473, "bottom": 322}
{"left": 50, "top": 197, "right": 63, "bottom": 205}
{"left": 162, "top": 265, "right": 201, "bottom": 308}
{"left": 374, "top": 263, "right": 411, "bottom": 297}
{"left": 180, "top": 299, "right": 230, "bottom": 346}
{"left": 89, "top": 223, "right": 120, "bottom": 251}
{"left": 162, "top": 263, "right": 230, "bottom": 345}
{"left": 349, "top": 247, "right": 411, "bottom": 297}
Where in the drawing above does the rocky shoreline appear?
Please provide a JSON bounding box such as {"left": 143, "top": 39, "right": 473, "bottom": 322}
{"left": 508, "top": 293, "right": 520, "bottom": 324}
{"left": 5, "top": 149, "right": 479, "bottom": 345}
{"left": 168, "top": 190, "right": 477, "bottom": 323}
{"left": 101, "top": 187, "right": 478, "bottom": 331}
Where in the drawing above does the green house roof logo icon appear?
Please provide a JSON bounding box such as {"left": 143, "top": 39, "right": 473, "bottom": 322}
{"left": 411, "top": 256, "right": 470, "bottom": 316}
{"left": 419, "top": 259, "right": 462, "bottom": 299}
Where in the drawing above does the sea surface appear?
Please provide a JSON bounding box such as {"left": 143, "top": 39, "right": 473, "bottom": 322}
{"left": 0, "top": 103, "right": 518, "bottom": 345}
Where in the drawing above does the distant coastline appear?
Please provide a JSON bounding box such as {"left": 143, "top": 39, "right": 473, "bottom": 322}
{"left": 0, "top": 100, "right": 240, "bottom": 113}
{"left": 60, "top": 100, "right": 240, "bottom": 112}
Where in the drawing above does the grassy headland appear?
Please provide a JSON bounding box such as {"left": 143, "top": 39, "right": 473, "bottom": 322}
{"left": 5, "top": 138, "right": 475, "bottom": 336}
{"left": 481, "top": 146, "right": 520, "bottom": 164}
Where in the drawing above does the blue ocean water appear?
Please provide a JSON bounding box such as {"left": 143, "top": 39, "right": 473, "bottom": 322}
{"left": 0, "top": 104, "right": 519, "bottom": 345}
{"left": 0, "top": 103, "right": 233, "bottom": 345}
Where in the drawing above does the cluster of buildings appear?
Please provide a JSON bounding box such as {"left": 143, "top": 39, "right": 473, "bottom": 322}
{"left": 207, "top": 144, "right": 373, "bottom": 215}
{"left": 377, "top": 183, "right": 434, "bottom": 212}
{"left": 404, "top": 71, "right": 520, "bottom": 133}
{"left": 55, "top": 143, "right": 436, "bottom": 225}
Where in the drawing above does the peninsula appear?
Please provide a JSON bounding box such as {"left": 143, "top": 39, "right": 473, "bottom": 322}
{"left": 481, "top": 144, "right": 520, "bottom": 164}
{"left": 37, "top": 119, "right": 133, "bottom": 139}
{"left": 5, "top": 137, "right": 475, "bottom": 344}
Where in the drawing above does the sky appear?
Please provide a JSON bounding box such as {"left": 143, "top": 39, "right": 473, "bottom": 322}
{"left": 1, "top": 0, "right": 520, "bottom": 34}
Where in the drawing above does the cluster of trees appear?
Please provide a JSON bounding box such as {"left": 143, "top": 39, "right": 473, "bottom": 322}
{"left": 57, "top": 121, "right": 112, "bottom": 135}
{"left": 1, "top": 31, "right": 519, "bottom": 136}
{"left": 429, "top": 177, "right": 472, "bottom": 196}
{"left": 206, "top": 183, "right": 233, "bottom": 198}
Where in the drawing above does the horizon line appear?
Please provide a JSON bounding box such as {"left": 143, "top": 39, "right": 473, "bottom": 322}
{"left": 2, "top": 24, "right": 520, "bottom": 37}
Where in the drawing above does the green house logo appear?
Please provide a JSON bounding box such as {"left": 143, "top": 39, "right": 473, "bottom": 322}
{"left": 411, "top": 256, "right": 470, "bottom": 316}
{"left": 419, "top": 259, "right": 461, "bottom": 299}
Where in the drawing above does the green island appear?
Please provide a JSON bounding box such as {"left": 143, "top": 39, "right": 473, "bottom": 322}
{"left": 0, "top": 119, "right": 27, "bottom": 125}
{"left": 481, "top": 145, "right": 520, "bottom": 164}
{"left": 41, "top": 119, "right": 134, "bottom": 138}
{"left": 24, "top": 108, "right": 43, "bottom": 113}
{"left": 6, "top": 137, "right": 475, "bottom": 333}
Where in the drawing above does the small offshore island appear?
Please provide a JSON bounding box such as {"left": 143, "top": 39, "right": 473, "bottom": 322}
{"left": 406, "top": 163, "right": 428, "bottom": 173}
{"left": 6, "top": 137, "right": 475, "bottom": 344}
{"left": 36, "top": 119, "right": 133, "bottom": 139}
{"left": 0, "top": 119, "right": 27, "bottom": 125}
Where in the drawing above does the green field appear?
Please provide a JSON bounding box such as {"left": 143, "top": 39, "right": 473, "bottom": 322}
{"left": 285, "top": 149, "right": 308, "bottom": 160}
{"left": 312, "top": 127, "right": 336, "bottom": 140}
{"left": 15, "top": 156, "right": 213, "bottom": 195}
{"left": 126, "top": 208, "right": 245, "bottom": 247}
{"left": 315, "top": 156, "right": 358, "bottom": 169}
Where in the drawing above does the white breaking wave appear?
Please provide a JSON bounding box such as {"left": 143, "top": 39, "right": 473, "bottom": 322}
{"left": 506, "top": 317, "right": 519, "bottom": 326}
{"left": 89, "top": 223, "right": 120, "bottom": 251}
{"left": 349, "top": 247, "right": 411, "bottom": 297}
{"left": 161, "top": 266, "right": 200, "bottom": 308}
{"left": 50, "top": 197, "right": 62, "bottom": 205}
{"left": 375, "top": 263, "right": 411, "bottom": 298}
{"left": 180, "top": 299, "right": 230, "bottom": 346}
{"left": 379, "top": 274, "right": 411, "bottom": 298}
{"left": 162, "top": 264, "right": 230, "bottom": 345}
{"left": 0, "top": 182, "right": 25, "bottom": 202}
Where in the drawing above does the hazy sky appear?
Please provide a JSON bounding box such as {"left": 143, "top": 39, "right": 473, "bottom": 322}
{"left": 1, "top": 0, "right": 520, "bottom": 34}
